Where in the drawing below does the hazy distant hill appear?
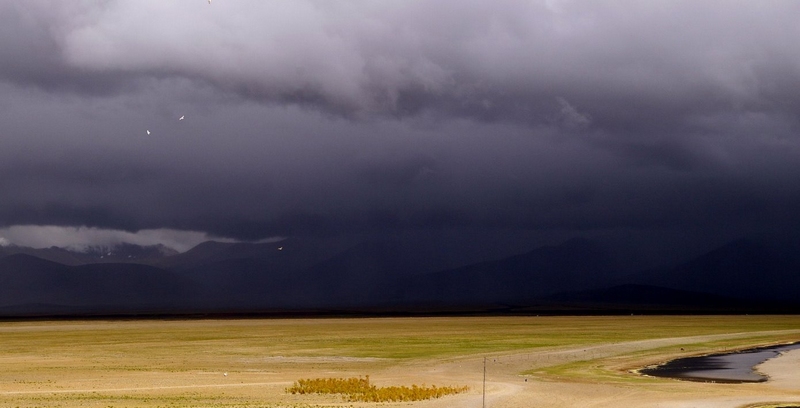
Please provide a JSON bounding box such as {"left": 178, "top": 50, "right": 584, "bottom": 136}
{"left": 0, "top": 254, "right": 197, "bottom": 315}
{"left": 639, "top": 239, "right": 800, "bottom": 303}
{"left": 0, "top": 236, "right": 798, "bottom": 316}
{"left": 151, "top": 241, "right": 277, "bottom": 270}
{"left": 152, "top": 238, "right": 358, "bottom": 309}
{"left": 150, "top": 238, "right": 349, "bottom": 271}
{"left": 277, "top": 239, "right": 487, "bottom": 308}
{"left": 0, "top": 243, "right": 178, "bottom": 266}
{"left": 389, "top": 238, "right": 620, "bottom": 307}
{"left": 159, "top": 236, "right": 530, "bottom": 309}
{"left": 0, "top": 245, "right": 89, "bottom": 265}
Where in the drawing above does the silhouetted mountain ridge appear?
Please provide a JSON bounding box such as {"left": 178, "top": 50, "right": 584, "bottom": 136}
{"left": 639, "top": 238, "right": 800, "bottom": 302}
{"left": 0, "top": 253, "right": 198, "bottom": 314}
{"left": 386, "top": 238, "right": 621, "bottom": 307}
{"left": 0, "top": 236, "right": 798, "bottom": 316}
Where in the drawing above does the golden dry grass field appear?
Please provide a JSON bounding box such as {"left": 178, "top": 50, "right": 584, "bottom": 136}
{"left": 0, "top": 315, "right": 799, "bottom": 408}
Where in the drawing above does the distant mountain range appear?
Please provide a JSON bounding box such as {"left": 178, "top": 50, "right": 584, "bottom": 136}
{"left": 0, "top": 237, "right": 798, "bottom": 317}
{"left": 0, "top": 243, "right": 178, "bottom": 266}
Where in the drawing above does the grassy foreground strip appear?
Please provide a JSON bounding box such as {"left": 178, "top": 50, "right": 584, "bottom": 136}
{"left": 287, "top": 376, "right": 468, "bottom": 402}
{"left": 1, "top": 316, "right": 799, "bottom": 407}
{"left": 1, "top": 315, "right": 797, "bottom": 361}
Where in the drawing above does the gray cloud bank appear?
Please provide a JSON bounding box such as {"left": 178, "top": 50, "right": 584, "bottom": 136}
{"left": 1, "top": 1, "right": 799, "bottom": 254}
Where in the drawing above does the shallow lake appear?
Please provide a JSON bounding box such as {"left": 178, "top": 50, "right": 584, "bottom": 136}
{"left": 641, "top": 342, "right": 800, "bottom": 383}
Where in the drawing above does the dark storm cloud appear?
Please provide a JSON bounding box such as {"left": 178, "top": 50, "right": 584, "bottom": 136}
{"left": 10, "top": 1, "right": 800, "bottom": 126}
{"left": 1, "top": 0, "right": 800, "bottom": 253}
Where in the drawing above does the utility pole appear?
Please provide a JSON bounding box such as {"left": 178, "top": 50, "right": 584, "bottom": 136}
{"left": 483, "top": 357, "right": 486, "bottom": 408}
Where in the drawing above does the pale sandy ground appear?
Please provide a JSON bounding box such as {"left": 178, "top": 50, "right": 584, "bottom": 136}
{"left": 376, "top": 331, "right": 800, "bottom": 408}
{"left": 1, "top": 330, "right": 799, "bottom": 407}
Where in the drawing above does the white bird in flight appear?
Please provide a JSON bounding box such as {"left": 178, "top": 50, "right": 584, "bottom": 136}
{"left": 179, "top": 115, "right": 185, "bottom": 121}
{"left": 146, "top": 130, "right": 151, "bottom": 135}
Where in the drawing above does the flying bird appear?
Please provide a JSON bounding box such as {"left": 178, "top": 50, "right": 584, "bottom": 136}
{"left": 179, "top": 115, "right": 185, "bottom": 121}
{"left": 146, "top": 130, "right": 151, "bottom": 135}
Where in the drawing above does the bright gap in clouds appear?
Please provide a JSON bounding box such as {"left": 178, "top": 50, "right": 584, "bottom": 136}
{"left": 0, "top": 226, "right": 283, "bottom": 252}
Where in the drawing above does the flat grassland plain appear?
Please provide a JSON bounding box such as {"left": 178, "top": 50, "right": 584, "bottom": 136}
{"left": 1, "top": 316, "right": 799, "bottom": 408}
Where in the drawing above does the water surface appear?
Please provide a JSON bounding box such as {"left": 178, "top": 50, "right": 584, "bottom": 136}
{"left": 641, "top": 342, "right": 800, "bottom": 383}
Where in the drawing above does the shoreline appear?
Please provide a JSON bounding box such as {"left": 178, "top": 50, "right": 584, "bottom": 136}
{"left": 640, "top": 342, "right": 800, "bottom": 384}
{"left": 755, "top": 347, "right": 800, "bottom": 391}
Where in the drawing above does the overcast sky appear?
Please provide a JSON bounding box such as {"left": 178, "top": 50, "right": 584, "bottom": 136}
{"left": 1, "top": 1, "right": 799, "bottom": 259}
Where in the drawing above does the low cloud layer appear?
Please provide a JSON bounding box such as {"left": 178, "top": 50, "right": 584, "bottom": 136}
{"left": 1, "top": 1, "right": 799, "bottom": 256}
{"left": 0, "top": 226, "right": 230, "bottom": 252}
